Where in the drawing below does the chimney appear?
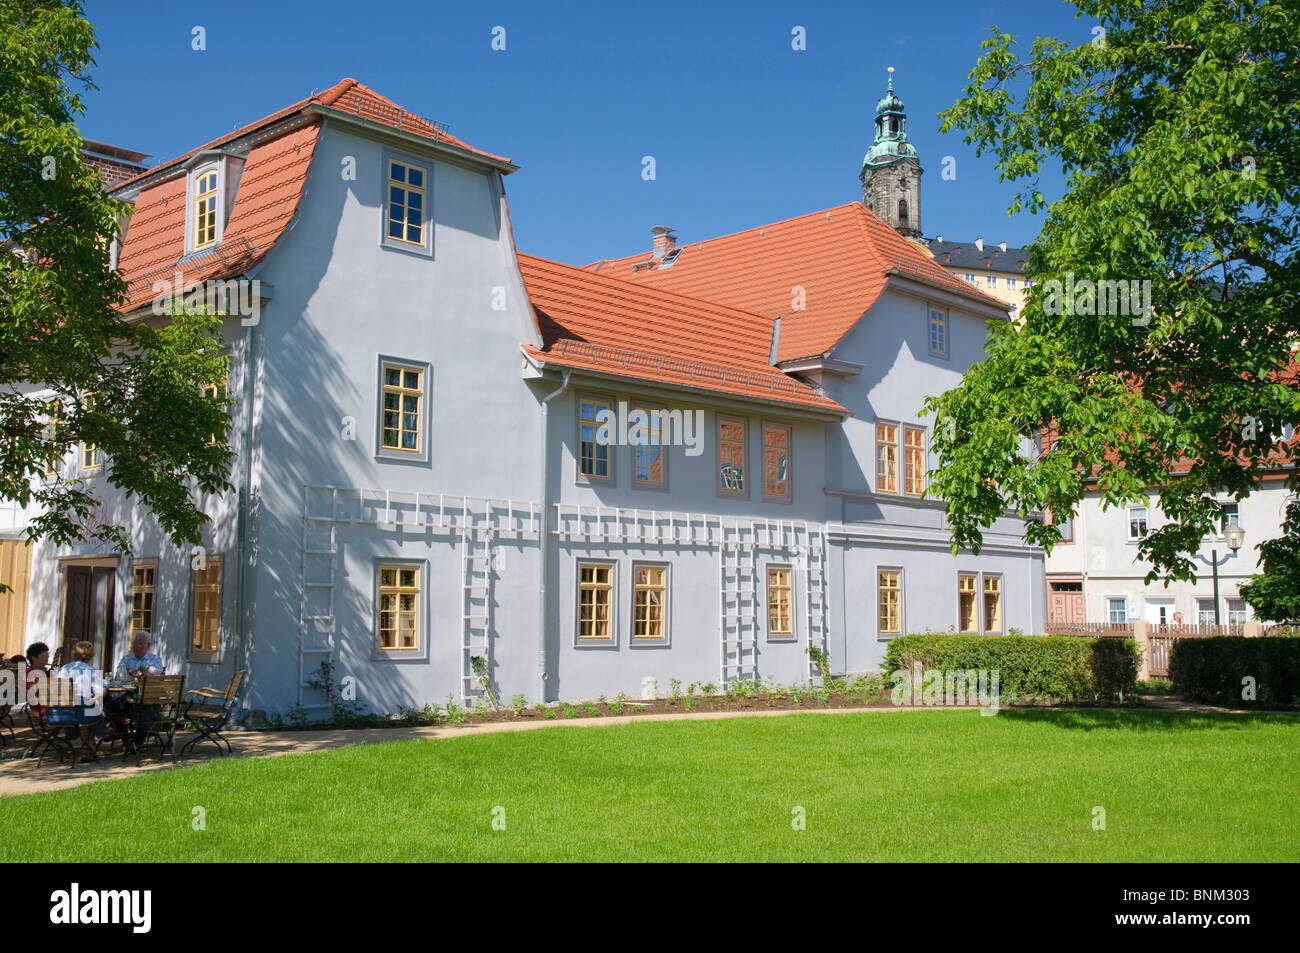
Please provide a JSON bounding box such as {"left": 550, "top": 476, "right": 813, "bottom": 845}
{"left": 974, "top": 238, "right": 984, "bottom": 252}
{"left": 650, "top": 225, "right": 677, "bottom": 258}
{"left": 935, "top": 235, "right": 943, "bottom": 243}
{"left": 81, "top": 139, "right": 150, "bottom": 188}
{"left": 999, "top": 241, "right": 1007, "bottom": 253}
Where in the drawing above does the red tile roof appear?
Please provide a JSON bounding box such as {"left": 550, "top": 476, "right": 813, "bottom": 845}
{"left": 113, "top": 79, "right": 510, "bottom": 314}
{"left": 118, "top": 123, "right": 320, "bottom": 312}
{"left": 518, "top": 254, "right": 846, "bottom": 414}
{"left": 585, "top": 202, "right": 1008, "bottom": 362}
{"left": 115, "top": 78, "right": 508, "bottom": 192}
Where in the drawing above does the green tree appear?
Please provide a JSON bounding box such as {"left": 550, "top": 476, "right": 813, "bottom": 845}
{"left": 1, "top": 0, "right": 231, "bottom": 557}
{"left": 1239, "top": 497, "right": 1300, "bottom": 623}
{"left": 925, "top": 0, "right": 1299, "bottom": 583}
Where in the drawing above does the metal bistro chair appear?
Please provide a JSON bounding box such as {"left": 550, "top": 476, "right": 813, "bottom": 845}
{"left": 180, "top": 669, "right": 245, "bottom": 756}
{"left": 27, "top": 677, "right": 79, "bottom": 766}
{"left": 0, "top": 660, "right": 15, "bottom": 745}
{"left": 132, "top": 674, "right": 186, "bottom": 762}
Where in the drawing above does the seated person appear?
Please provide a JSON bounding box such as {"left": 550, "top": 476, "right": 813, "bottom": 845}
{"left": 51, "top": 640, "right": 107, "bottom": 762}
{"left": 118, "top": 634, "right": 164, "bottom": 681}
{"left": 24, "top": 642, "right": 50, "bottom": 719}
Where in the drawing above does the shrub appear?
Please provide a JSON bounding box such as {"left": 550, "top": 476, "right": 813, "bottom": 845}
{"left": 1169, "top": 635, "right": 1300, "bottom": 709}
{"left": 882, "top": 634, "right": 1138, "bottom": 702}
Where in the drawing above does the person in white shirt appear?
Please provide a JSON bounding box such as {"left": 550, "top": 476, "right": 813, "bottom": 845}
{"left": 52, "top": 640, "right": 107, "bottom": 762}
{"left": 118, "top": 634, "right": 165, "bottom": 681}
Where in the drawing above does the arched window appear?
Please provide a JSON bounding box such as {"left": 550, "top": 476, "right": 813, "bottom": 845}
{"left": 898, "top": 199, "right": 909, "bottom": 225}
{"left": 890, "top": 118, "right": 899, "bottom": 133}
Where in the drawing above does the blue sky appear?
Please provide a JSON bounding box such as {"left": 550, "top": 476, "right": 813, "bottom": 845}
{"left": 81, "top": 0, "right": 1087, "bottom": 264}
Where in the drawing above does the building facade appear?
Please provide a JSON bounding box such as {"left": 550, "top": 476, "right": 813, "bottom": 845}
{"left": 10, "top": 78, "right": 1045, "bottom": 722}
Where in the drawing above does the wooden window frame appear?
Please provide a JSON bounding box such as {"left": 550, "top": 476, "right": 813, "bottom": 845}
{"left": 131, "top": 560, "right": 156, "bottom": 636}
{"left": 376, "top": 562, "right": 421, "bottom": 653}
{"left": 189, "top": 555, "right": 223, "bottom": 661}
{"left": 766, "top": 565, "right": 795, "bottom": 642}
{"left": 761, "top": 421, "right": 792, "bottom": 503}
{"left": 875, "top": 421, "right": 898, "bottom": 494}
{"left": 193, "top": 168, "right": 219, "bottom": 250}
{"left": 42, "top": 399, "right": 62, "bottom": 477}
{"left": 577, "top": 394, "right": 614, "bottom": 483}
{"left": 717, "top": 414, "right": 749, "bottom": 497}
{"left": 982, "top": 574, "right": 1003, "bottom": 634}
{"left": 957, "top": 573, "right": 978, "bottom": 634}
{"left": 386, "top": 159, "right": 427, "bottom": 247}
{"left": 576, "top": 560, "right": 616, "bottom": 645}
{"left": 927, "top": 305, "right": 948, "bottom": 359}
{"left": 630, "top": 562, "right": 669, "bottom": 645}
{"left": 877, "top": 567, "right": 902, "bottom": 638}
{"left": 80, "top": 393, "right": 102, "bottom": 473}
{"left": 201, "top": 378, "right": 227, "bottom": 447}
{"left": 379, "top": 361, "right": 424, "bottom": 455}
{"left": 903, "top": 425, "right": 925, "bottom": 497}
{"left": 631, "top": 407, "right": 667, "bottom": 489}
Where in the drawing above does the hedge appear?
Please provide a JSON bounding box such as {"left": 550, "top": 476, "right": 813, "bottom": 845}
{"left": 1168, "top": 636, "right": 1300, "bottom": 709}
{"left": 881, "top": 635, "right": 1139, "bottom": 702}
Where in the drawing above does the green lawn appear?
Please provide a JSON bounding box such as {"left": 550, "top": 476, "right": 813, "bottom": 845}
{"left": 2, "top": 709, "right": 1297, "bottom": 861}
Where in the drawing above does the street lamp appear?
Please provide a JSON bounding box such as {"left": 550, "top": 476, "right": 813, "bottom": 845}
{"left": 1211, "top": 523, "right": 1247, "bottom": 625}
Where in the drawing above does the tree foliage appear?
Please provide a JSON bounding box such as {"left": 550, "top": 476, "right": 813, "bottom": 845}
{"left": 925, "top": 0, "right": 1300, "bottom": 583}
{"left": 1, "top": 0, "right": 231, "bottom": 553}
{"left": 1239, "top": 497, "right": 1300, "bottom": 622}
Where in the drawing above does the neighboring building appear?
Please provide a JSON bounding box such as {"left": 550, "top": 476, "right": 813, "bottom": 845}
{"left": 1044, "top": 476, "right": 1294, "bottom": 628}
{"left": 81, "top": 140, "right": 150, "bottom": 188}
{"left": 11, "top": 77, "right": 1045, "bottom": 723}
{"left": 922, "top": 237, "right": 1030, "bottom": 319}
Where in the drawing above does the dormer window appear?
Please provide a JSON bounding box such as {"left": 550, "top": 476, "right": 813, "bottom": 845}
{"left": 194, "top": 169, "right": 219, "bottom": 249}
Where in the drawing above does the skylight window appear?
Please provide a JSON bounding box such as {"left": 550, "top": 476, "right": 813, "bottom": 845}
{"left": 659, "top": 247, "right": 683, "bottom": 268}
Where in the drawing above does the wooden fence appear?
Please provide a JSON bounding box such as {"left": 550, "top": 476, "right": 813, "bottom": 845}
{"left": 1045, "top": 621, "right": 1254, "bottom": 677}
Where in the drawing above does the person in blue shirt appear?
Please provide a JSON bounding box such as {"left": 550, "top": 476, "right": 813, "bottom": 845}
{"left": 52, "top": 641, "right": 107, "bottom": 762}
{"left": 118, "top": 634, "right": 165, "bottom": 681}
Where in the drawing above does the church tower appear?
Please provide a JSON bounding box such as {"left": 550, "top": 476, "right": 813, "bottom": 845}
{"left": 860, "top": 67, "right": 922, "bottom": 239}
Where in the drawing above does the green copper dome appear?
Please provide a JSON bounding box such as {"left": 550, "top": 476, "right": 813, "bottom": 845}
{"left": 863, "top": 70, "right": 917, "bottom": 168}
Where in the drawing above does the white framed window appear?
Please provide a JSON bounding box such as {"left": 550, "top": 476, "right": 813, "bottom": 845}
{"left": 1219, "top": 502, "right": 1240, "bottom": 534}
{"left": 1107, "top": 597, "right": 1127, "bottom": 625}
{"left": 1197, "top": 599, "right": 1216, "bottom": 626}
{"left": 1127, "top": 505, "right": 1148, "bottom": 540}
{"left": 1227, "top": 599, "right": 1247, "bottom": 626}
{"left": 985, "top": 275, "right": 996, "bottom": 287}
{"left": 964, "top": 273, "right": 976, "bottom": 283}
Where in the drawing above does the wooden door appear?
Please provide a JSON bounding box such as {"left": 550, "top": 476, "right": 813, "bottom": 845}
{"left": 61, "top": 566, "right": 93, "bottom": 661}
{"left": 0, "top": 539, "right": 32, "bottom": 657}
{"left": 1048, "top": 580, "right": 1085, "bottom": 625}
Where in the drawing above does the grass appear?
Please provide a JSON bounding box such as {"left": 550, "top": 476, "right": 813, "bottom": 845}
{"left": 1, "top": 708, "right": 1297, "bottom": 861}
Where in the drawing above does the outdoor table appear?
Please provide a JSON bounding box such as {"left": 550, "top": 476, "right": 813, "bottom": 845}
{"left": 103, "top": 683, "right": 139, "bottom": 754}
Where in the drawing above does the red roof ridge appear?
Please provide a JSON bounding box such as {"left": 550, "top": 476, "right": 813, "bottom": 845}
{"left": 585, "top": 201, "right": 863, "bottom": 271}
{"left": 112, "top": 78, "right": 508, "bottom": 193}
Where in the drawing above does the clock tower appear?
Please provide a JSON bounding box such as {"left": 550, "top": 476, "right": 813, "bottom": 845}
{"left": 860, "top": 67, "right": 923, "bottom": 239}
